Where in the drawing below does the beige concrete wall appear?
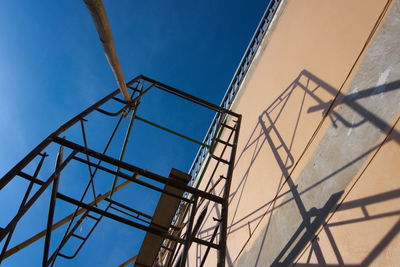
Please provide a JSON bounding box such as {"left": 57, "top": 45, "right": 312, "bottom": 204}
{"left": 186, "top": 0, "right": 400, "bottom": 266}
{"left": 295, "top": 119, "right": 400, "bottom": 266}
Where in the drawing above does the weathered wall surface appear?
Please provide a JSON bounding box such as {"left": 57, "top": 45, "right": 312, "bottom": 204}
{"left": 188, "top": 0, "right": 400, "bottom": 266}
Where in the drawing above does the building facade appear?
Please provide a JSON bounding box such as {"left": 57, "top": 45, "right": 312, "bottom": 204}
{"left": 188, "top": 0, "right": 400, "bottom": 265}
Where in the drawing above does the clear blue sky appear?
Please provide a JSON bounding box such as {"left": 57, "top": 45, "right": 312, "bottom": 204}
{"left": 0, "top": 0, "right": 268, "bottom": 265}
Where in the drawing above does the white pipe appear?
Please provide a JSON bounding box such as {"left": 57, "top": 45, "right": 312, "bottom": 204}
{"left": 84, "top": 0, "right": 131, "bottom": 101}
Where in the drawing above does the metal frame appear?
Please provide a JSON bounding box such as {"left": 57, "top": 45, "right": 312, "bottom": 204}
{"left": 0, "top": 75, "right": 241, "bottom": 266}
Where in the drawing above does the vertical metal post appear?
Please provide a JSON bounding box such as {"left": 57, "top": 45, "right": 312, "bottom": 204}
{"left": 179, "top": 196, "right": 198, "bottom": 267}
{"left": 109, "top": 82, "right": 143, "bottom": 199}
{"left": 217, "top": 115, "right": 241, "bottom": 267}
{"left": 42, "top": 145, "right": 64, "bottom": 267}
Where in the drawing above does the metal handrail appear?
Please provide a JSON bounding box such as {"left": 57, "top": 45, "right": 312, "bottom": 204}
{"left": 188, "top": 0, "right": 282, "bottom": 181}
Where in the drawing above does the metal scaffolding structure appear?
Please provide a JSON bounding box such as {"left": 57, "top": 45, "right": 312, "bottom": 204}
{"left": 0, "top": 75, "right": 241, "bottom": 266}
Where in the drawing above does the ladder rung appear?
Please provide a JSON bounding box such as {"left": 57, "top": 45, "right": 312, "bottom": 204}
{"left": 210, "top": 155, "right": 230, "bottom": 165}
{"left": 71, "top": 233, "right": 85, "bottom": 241}
{"left": 58, "top": 253, "right": 69, "bottom": 259}
{"left": 221, "top": 123, "right": 235, "bottom": 131}
{"left": 215, "top": 138, "right": 233, "bottom": 147}
{"left": 87, "top": 214, "right": 100, "bottom": 221}
{"left": 161, "top": 245, "right": 174, "bottom": 252}
{"left": 58, "top": 252, "right": 76, "bottom": 260}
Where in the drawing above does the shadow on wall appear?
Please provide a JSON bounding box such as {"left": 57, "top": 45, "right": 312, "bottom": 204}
{"left": 294, "top": 189, "right": 400, "bottom": 267}
{"left": 212, "top": 70, "right": 400, "bottom": 266}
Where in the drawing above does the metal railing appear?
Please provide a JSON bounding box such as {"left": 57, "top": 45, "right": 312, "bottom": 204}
{"left": 188, "top": 0, "right": 282, "bottom": 181}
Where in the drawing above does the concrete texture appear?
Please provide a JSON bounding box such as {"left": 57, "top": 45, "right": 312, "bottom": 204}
{"left": 187, "top": 0, "right": 400, "bottom": 266}
{"left": 296, "top": 120, "right": 400, "bottom": 266}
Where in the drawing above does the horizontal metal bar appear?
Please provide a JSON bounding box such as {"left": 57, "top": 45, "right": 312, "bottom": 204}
{"left": 214, "top": 138, "right": 233, "bottom": 147}
{"left": 105, "top": 198, "right": 153, "bottom": 220}
{"left": 112, "top": 96, "right": 132, "bottom": 105}
{"left": 221, "top": 123, "right": 236, "bottom": 131}
{"left": 52, "top": 137, "right": 223, "bottom": 204}
{"left": 210, "top": 155, "right": 230, "bottom": 165}
{"left": 87, "top": 214, "right": 100, "bottom": 220}
{"left": 14, "top": 172, "right": 184, "bottom": 244}
{"left": 192, "top": 237, "right": 219, "bottom": 250}
{"left": 14, "top": 172, "right": 220, "bottom": 249}
{"left": 60, "top": 193, "right": 185, "bottom": 244}
{"left": 161, "top": 245, "right": 174, "bottom": 252}
{"left": 134, "top": 115, "right": 210, "bottom": 148}
{"left": 139, "top": 75, "right": 239, "bottom": 117}
{"left": 108, "top": 205, "right": 178, "bottom": 232}
{"left": 95, "top": 107, "right": 127, "bottom": 117}
{"left": 71, "top": 234, "right": 85, "bottom": 241}
{"left": 109, "top": 206, "right": 152, "bottom": 225}
{"left": 72, "top": 156, "right": 194, "bottom": 204}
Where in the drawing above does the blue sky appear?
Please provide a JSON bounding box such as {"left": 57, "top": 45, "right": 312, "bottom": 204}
{"left": 0, "top": 0, "right": 268, "bottom": 265}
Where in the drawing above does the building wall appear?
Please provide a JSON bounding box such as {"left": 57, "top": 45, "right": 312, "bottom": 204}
{"left": 189, "top": 0, "right": 400, "bottom": 266}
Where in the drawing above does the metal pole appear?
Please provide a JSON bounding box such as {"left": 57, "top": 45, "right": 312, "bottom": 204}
{"left": 179, "top": 196, "right": 198, "bottom": 267}
{"left": 139, "top": 75, "right": 239, "bottom": 117}
{"left": 43, "top": 144, "right": 64, "bottom": 267}
{"left": 218, "top": 115, "right": 241, "bottom": 267}
{"left": 134, "top": 115, "right": 210, "bottom": 148}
